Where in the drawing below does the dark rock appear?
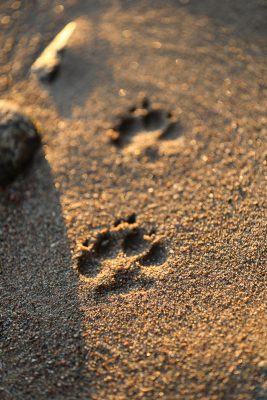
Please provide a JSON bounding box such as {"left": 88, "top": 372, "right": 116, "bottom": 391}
{"left": 0, "top": 101, "right": 41, "bottom": 186}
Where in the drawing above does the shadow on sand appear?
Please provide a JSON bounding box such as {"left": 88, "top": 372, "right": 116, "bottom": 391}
{"left": 0, "top": 151, "right": 91, "bottom": 399}
{"left": 48, "top": 34, "right": 113, "bottom": 118}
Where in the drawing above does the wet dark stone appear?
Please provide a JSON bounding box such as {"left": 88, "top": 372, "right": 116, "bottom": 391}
{"left": 0, "top": 101, "right": 41, "bottom": 186}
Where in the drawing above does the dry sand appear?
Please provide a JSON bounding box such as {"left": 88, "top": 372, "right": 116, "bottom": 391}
{"left": 0, "top": 1, "right": 266, "bottom": 399}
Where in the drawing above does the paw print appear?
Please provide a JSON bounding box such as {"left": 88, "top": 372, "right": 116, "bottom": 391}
{"left": 75, "top": 216, "right": 167, "bottom": 296}
{"left": 107, "top": 97, "right": 183, "bottom": 153}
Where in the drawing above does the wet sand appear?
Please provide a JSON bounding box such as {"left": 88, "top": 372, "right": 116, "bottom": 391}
{"left": 0, "top": 1, "right": 266, "bottom": 399}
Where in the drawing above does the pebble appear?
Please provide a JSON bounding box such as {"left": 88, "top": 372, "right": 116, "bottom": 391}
{"left": 31, "top": 21, "right": 76, "bottom": 83}
{"left": 0, "top": 100, "right": 41, "bottom": 186}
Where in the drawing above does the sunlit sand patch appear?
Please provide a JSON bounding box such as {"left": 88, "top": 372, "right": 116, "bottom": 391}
{"left": 123, "top": 129, "right": 161, "bottom": 155}
{"left": 159, "top": 135, "right": 186, "bottom": 156}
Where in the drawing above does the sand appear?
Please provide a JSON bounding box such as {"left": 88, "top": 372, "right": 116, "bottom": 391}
{"left": 0, "top": 1, "right": 266, "bottom": 399}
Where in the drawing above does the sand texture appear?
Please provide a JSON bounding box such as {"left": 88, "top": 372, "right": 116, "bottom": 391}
{"left": 0, "top": 1, "right": 266, "bottom": 399}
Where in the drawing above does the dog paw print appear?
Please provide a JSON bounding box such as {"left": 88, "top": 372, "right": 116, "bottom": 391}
{"left": 76, "top": 216, "right": 167, "bottom": 296}
{"left": 107, "top": 98, "right": 183, "bottom": 153}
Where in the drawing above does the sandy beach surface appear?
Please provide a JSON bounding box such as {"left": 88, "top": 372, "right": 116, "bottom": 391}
{"left": 0, "top": 1, "right": 266, "bottom": 399}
